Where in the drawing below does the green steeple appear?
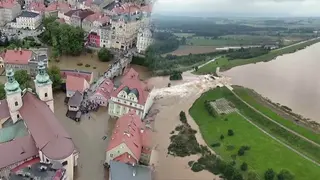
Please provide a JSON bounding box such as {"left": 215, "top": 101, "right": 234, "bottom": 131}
{"left": 34, "top": 61, "right": 52, "bottom": 86}
{"left": 4, "top": 69, "right": 21, "bottom": 95}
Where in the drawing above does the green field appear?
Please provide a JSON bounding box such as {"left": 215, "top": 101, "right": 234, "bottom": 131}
{"left": 233, "top": 86, "right": 320, "bottom": 144}
{"left": 194, "top": 38, "right": 320, "bottom": 74}
{"left": 189, "top": 88, "right": 320, "bottom": 179}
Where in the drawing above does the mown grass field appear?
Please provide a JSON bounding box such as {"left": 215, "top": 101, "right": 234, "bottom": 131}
{"left": 189, "top": 88, "right": 320, "bottom": 179}
{"left": 193, "top": 38, "right": 320, "bottom": 74}
{"left": 233, "top": 86, "right": 320, "bottom": 144}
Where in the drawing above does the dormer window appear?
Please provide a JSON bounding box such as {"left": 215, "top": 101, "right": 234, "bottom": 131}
{"left": 45, "top": 93, "right": 48, "bottom": 97}
{"left": 15, "top": 101, "right": 18, "bottom": 106}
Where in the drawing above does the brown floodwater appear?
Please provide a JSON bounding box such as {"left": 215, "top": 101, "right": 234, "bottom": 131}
{"left": 223, "top": 42, "right": 320, "bottom": 123}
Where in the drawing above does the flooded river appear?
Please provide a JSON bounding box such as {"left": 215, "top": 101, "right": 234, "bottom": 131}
{"left": 223, "top": 42, "right": 320, "bottom": 123}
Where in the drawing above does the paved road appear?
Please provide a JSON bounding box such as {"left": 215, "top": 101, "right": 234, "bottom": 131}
{"left": 230, "top": 90, "right": 320, "bottom": 148}
{"left": 237, "top": 111, "right": 320, "bottom": 166}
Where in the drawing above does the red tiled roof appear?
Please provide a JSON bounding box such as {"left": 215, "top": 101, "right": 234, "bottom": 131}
{"left": 66, "top": 9, "right": 94, "bottom": 20}
{"left": 107, "top": 111, "right": 143, "bottom": 162}
{"left": 11, "top": 157, "right": 40, "bottom": 172}
{"left": 66, "top": 75, "right": 89, "bottom": 93}
{"left": 94, "top": 79, "right": 114, "bottom": 99}
{"left": 84, "top": 12, "right": 101, "bottom": 22}
{"left": 0, "top": 135, "right": 38, "bottom": 169}
{"left": 28, "top": 2, "right": 45, "bottom": 13}
{"left": 111, "top": 68, "right": 150, "bottom": 104}
{"left": 0, "top": 0, "right": 17, "bottom": 9}
{"left": 4, "top": 49, "right": 33, "bottom": 65}
{"left": 113, "top": 152, "right": 137, "bottom": 165}
{"left": 60, "top": 70, "right": 93, "bottom": 83}
{"left": 0, "top": 100, "right": 10, "bottom": 120}
{"left": 45, "top": 2, "right": 70, "bottom": 12}
{"left": 19, "top": 92, "right": 75, "bottom": 160}
{"left": 112, "top": 3, "right": 141, "bottom": 14}
{"left": 96, "top": 15, "right": 110, "bottom": 24}
{"left": 141, "top": 129, "right": 152, "bottom": 149}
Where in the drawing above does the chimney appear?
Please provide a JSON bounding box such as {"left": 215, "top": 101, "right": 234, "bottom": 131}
{"left": 140, "top": 128, "right": 144, "bottom": 133}
{"left": 19, "top": 47, "right": 22, "bottom": 54}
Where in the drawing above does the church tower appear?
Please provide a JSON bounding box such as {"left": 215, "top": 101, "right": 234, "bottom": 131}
{"left": 34, "top": 61, "right": 54, "bottom": 112}
{"left": 5, "top": 69, "right": 23, "bottom": 123}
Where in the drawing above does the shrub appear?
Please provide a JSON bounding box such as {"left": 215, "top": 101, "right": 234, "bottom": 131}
{"left": 98, "top": 47, "right": 113, "bottom": 62}
{"left": 191, "top": 162, "right": 204, "bottom": 172}
{"left": 231, "top": 154, "right": 237, "bottom": 160}
{"left": 204, "top": 100, "right": 218, "bottom": 117}
{"left": 175, "top": 125, "right": 184, "bottom": 131}
{"left": 277, "top": 169, "right": 294, "bottom": 180}
{"left": 220, "top": 134, "right": 224, "bottom": 140}
{"left": 265, "top": 168, "right": 276, "bottom": 180}
{"left": 228, "top": 129, "right": 234, "bottom": 136}
{"left": 211, "top": 143, "right": 221, "bottom": 147}
{"left": 169, "top": 71, "right": 183, "bottom": 80}
{"left": 77, "top": 63, "right": 83, "bottom": 66}
{"left": 238, "top": 148, "right": 245, "bottom": 156}
{"left": 55, "top": 59, "right": 60, "bottom": 62}
{"left": 226, "top": 145, "right": 235, "bottom": 151}
{"left": 170, "top": 131, "right": 174, "bottom": 134}
{"left": 188, "top": 161, "right": 194, "bottom": 167}
{"left": 240, "top": 162, "right": 248, "bottom": 171}
{"left": 93, "top": 67, "right": 97, "bottom": 69}
{"left": 85, "top": 64, "right": 90, "bottom": 67}
{"left": 248, "top": 171, "right": 259, "bottom": 180}
{"left": 179, "top": 111, "right": 187, "bottom": 124}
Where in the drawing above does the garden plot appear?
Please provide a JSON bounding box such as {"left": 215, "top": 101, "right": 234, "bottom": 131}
{"left": 210, "top": 98, "right": 236, "bottom": 115}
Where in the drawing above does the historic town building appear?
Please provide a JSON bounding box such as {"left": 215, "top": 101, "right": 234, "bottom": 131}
{"left": 137, "top": 28, "right": 153, "bottom": 53}
{"left": 10, "top": 11, "right": 42, "bottom": 30}
{"left": 108, "top": 68, "right": 153, "bottom": 119}
{"left": 0, "top": 0, "right": 22, "bottom": 26}
{"left": 90, "top": 78, "right": 114, "bottom": 107}
{"left": 0, "top": 62, "right": 79, "bottom": 179}
{"left": 105, "top": 111, "right": 152, "bottom": 166}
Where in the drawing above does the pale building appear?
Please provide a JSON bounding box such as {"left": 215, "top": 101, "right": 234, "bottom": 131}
{"left": 90, "top": 78, "right": 114, "bottom": 107}
{"left": 105, "top": 111, "right": 152, "bottom": 166}
{"left": 0, "top": 63, "right": 79, "bottom": 179}
{"left": 11, "top": 11, "right": 42, "bottom": 30}
{"left": 99, "top": 26, "right": 112, "bottom": 48}
{"left": 137, "top": 28, "right": 153, "bottom": 53}
{"left": 108, "top": 68, "right": 153, "bottom": 119}
{"left": 25, "top": 0, "right": 44, "bottom": 8}
{"left": 0, "top": 0, "right": 22, "bottom": 26}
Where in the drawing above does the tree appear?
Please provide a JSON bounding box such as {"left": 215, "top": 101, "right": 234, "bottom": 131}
{"left": 240, "top": 162, "right": 248, "bottom": 171}
{"left": 14, "top": 70, "right": 31, "bottom": 90}
{"left": 228, "top": 129, "right": 234, "bottom": 136}
{"left": 232, "top": 172, "right": 244, "bottom": 180}
{"left": 0, "top": 83, "right": 6, "bottom": 100}
{"left": 48, "top": 66, "right": 62, "bottom": 91}
{"left": 223, "top": 164, "right": 235, "bottom": 180}
{"left": 220, "top": 134, "right": 224, "bottom": 140}
{"left": 277, "top": 169, "right": 294, "bottom": 180}
{"left": 238, "top": 148, "right": 245, "bottom": 156}
{"left": 265, "top": 168, "right": 276, "bottom": 180}
{"left": 98, "top": 47, "right": 113, "bottom": 62}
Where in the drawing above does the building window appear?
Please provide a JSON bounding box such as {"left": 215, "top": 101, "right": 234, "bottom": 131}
{"left": 45, "top": 93, "right": 48, "bottom": 97}
{"left": 15, "top": 101, "right": 18, "bottom": 106}
{"left": 110, "top": 154, "right": 113, "bottom": 158}
{"left": 62, "top": 161, "right": 68, "bottom": 166}
{"left": 17, "top": 114, "right": 20, "bottom": 119}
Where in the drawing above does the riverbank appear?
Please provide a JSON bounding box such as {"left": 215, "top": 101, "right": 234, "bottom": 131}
{"left": 189, "top": 87, "right": 320, "bottom": 179}
{"left": 194, "top": 38, "right": 320, "bottom": 75}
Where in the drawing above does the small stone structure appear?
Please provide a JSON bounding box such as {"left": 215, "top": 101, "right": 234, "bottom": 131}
{"left": 210, "top": 98, "right": 236, "bottom": 115}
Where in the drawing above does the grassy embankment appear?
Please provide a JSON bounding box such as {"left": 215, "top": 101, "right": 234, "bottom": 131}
{"left": 194, "top": 38, "right": 320, "bottom": 75}
{"left": 233, "top": 86, "right": 320, "bottom": 144}
{"left": 189, "top": 87, "right": 320, "bottom": 179}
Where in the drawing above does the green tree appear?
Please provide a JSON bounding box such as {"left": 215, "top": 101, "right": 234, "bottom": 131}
{"left": 220, "top": 134, "right": 224, "bottom": 140}
{"left": 277, "top": 169, "right": 294, "bottom": 180}
{"left": 14, "top": 70, "right": 31, "bottom": 90}
{"left": 265, "top": 168, "right": 276, "bottom": 180}
{"left": 232, "top": 172, "right": 244, "bottom": 180}
{"left": 228, "top": 129, "right": 234, "bottom": 136}
{"left": 48, "top": 66, "right": 62, "bottom": 91}
{"left": 240, "top": 162, "right": 248, "bottom": 171}
{"left": 98, "top": 47, "right": 113, "bottom": 62}
{"left": 0, "top": 83, "right": 6, "bottom": 100}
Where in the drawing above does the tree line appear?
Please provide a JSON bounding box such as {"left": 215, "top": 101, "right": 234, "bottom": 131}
{"left": 227, "top": 47, "right": 270, "bottom": 60}
{"left": 39, "top": 17, "right": 85, "bottom": 59}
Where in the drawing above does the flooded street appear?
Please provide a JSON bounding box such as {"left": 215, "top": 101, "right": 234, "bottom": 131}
{"left": 223, "top": 42, "right": 320, "bottom": 123}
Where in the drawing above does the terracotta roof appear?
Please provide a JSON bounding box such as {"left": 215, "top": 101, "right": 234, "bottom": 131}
{"left": 84, "top": 12, "right": 101, "bottom": 22}
{"left": 4, "top": 49, "right": 33, "bottom": 65}
{"left": 64, "top": 9, "right": 78, "bottom": 17}
{"left": 20, "top": 92, "right": 75, "bottom": 160}
{"left": 140, "top": 4, "right": 152, "bottom": 13}
{"left": 96, "top": 15, "right": 111, "bottom": 24}
{"left": 107, "top": 111, "right": 143, "bottom": 162}
{"left": 60, "top": 69, "right": 93, "bottom": 83}
{"left": 94, "top": 78, "right": 114, "bottom": 99}
{"left": 111, "top": 68, "right": 150, "bottom": 104}
{"left": 28, "top": 2, "right": 45, "bottom": 13}
{"left": 0, "top": 100, "right": 10, "bottom": 120}
{"left": 66, "top": 75, "right": 89, "bottom": 93}
{"left": 45, "top": 2, "right": 70, "bottom": 12}
{"left": 0, "top": 135, "right": 38, "bottom": 169}
{"left": 0, "top": 0, "right": 17, "bottom": 9}
{"left": 113, "top": 152, "right": 137, "bottom": 165}
{"left": 112, "top": 3, "right": 141, "bottom": 14}
{"left": 66, "top": 9, "right": 94, "bottom": 20}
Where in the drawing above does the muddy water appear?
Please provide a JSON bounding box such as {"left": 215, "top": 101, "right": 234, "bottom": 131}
{"left": 223, "top": 43, "right": 320, "bottom": 123}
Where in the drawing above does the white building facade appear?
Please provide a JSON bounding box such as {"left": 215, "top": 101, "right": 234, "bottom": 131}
{"left": 137, "top": 28, "right": 153, "bottom": 53}
{"left": 0, "top": 0, "right": 22, "bottom": 26}
{"left": 11, "top": 11, "right": 42, "bottom": 30}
